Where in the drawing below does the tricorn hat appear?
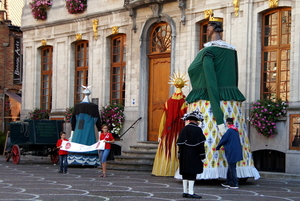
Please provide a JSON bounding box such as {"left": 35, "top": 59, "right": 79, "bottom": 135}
{"left": 182, "top": 109, "right": 204, "bottom": 122}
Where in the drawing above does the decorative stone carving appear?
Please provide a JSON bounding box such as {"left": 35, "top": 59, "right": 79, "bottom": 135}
{"left": 76, "top": 33, "right": 82, "bottom": 41}
{"left": 112, "top": 26, "right": 119, "bottom": 35}
{"left": 178, "top": 0, "right": 186, "bottom": 25}
{"left": 150, "top": 3, "right": 162, "bottom": 22}
{"left": 124, "top": 0, "right": 181, "bottom": 31}
{"left": 233, "top": 0, "right": 239, "bottom": 17}
{"left": 92, "top": 19, "right": 99, "bottom": 40}
{"left": 41, "top": 39, "right": 47, "bottom": 46}
{"left": 204, "top": 9, "right": 213, "bottom": 19}
{"left": 129, "top": 9, "right": 137, "bottom": 33}
{"left": 269, "top": 0, "right": 279, "bottom": 8}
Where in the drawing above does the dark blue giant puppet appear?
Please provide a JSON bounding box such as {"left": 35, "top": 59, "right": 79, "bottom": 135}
{"left": 68, "top": 86, "right": 101, "bottom": 165}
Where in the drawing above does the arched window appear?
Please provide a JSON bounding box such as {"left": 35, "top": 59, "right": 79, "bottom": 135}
{"left": 40, "top": 46, "right": 53, "bottom": 110}
{"left": 150, "top": 23, "right": 171, "bottom": 53}
{"left": 75, "top": 41, "right": 89, "bottom": 104}
{"left": 111, "top": 35, "right": 126, "bottom": 105}
{"left": 261, "top": 8, "right": 291, "bottom": 101}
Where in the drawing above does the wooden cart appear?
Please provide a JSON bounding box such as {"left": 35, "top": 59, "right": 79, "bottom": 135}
{"left": 5, "top": 120, "right": 64, "bottom": 164}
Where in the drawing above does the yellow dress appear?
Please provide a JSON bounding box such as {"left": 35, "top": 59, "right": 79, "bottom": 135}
{"left": 152, "top": 92, "right": 187, "bottom": 176}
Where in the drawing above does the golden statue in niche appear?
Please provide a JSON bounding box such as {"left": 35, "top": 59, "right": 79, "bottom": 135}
{"left": 233, "top": 0, "right": 240, "bottom": 17}
{"left": 76, "top": 33, "right": 82, "bottom": 41}
{"left": 269, "top": 0, "right": 279, "bottom": 8}
{"left": 112, "top": 26, "right": 119, "bottom": 35}
{"left": 204, "top": 9, "right": 213, "bottom": 19}
{"left": 92, "top": 19, "right": 99, "bottom": 40}
{"left": 41, "top": 39, "right": 47, "bottom": 46}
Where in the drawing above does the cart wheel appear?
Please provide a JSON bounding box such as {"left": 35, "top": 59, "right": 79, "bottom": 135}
{"left": 50, "top": 149, "right": 59, "bottom": 164}
{"left": 5, "top": 152, "right": 11, "bottom": 162}
{"left": 12, "top": 145, "right": 20, "bottom": 164}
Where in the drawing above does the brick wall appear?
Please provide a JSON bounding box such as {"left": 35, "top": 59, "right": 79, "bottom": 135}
{"left": 0, "top": 10, "right": 22, "bottom": 133}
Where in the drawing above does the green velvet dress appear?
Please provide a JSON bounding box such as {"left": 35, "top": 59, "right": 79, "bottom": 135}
{"left": 185, "top": 44, "right": 246, "bottom": 125}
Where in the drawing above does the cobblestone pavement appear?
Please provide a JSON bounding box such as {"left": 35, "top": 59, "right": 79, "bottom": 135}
{"left": 0, "top": 157, "right": 300, "bottom": 201}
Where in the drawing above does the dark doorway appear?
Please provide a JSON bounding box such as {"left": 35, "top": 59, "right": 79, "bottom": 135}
{"left": 253, "top": 149, "right": 285, "bottom": 172}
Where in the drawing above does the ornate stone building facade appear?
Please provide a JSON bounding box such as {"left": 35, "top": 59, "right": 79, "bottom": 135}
{"left": 21, "top": 0, "right": 300, "bottom": 173}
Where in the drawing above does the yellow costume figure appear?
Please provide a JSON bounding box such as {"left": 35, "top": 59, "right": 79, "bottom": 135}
{"left": 152, "top": 73, "right": 187, "bottom": 176}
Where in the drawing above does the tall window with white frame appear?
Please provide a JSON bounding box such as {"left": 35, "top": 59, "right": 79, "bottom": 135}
{"left": 41, "top": 46, "right": 53, "bottom": 110}
{"left": 111, "top": 35, "right": 126, "bottom": 105}
{"left": 75, "top": 41, "right": 89, "bottom": 104}
{"left": 261, "top": 8, "right": 291, "bottom": 101}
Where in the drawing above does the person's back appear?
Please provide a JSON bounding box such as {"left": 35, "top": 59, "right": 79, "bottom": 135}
{"left": 177, "top": 109, "right": 206, "bottom": 198}
{"left": 220, "top": 128, "right": 242, "bottom": 164}
{"left": 216, "top": 118, "right": 243, "bottom": 189}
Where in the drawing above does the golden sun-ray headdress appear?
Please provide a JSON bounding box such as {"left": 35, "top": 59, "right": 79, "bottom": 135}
{"left": 168, "top": 71, "right": 188, "bottom": 89}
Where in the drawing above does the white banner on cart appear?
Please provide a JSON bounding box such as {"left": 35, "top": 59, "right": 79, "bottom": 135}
{"left": 60, "top": 140, "right": 105, "bottom": 152}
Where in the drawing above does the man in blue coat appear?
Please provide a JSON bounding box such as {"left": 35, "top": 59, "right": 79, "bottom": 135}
{"left": 216, "top": 118, "right": 242, "bottom": 189}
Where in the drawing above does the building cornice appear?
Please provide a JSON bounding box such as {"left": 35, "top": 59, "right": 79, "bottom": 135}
{"left": 123, "top": 0, "right": 177, "bottom": 9}
{"left": 7, "top": 24, "right": 22, "bottom": 32}
{"left": 21, "top": 8, "right": 128, "bottom": 31}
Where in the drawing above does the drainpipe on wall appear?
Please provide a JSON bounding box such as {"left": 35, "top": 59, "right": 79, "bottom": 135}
{"left": 2, "top": 42, "right": 9, "bottom": 132}
{"left": 1, "top": 88, "right": 7, "bottom": 132}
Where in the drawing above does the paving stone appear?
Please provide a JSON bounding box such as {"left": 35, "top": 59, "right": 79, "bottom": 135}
{"left": 0, "top": 158, "right": 300, "bottom": 201}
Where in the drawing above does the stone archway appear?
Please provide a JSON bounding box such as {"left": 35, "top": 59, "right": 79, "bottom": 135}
{"left": 138, "top": 15, "right": 177, "bottom": 142}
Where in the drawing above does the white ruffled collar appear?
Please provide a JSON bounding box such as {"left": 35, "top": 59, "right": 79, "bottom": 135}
{"left": 204, "top": 40, "right": 236, "bottom": 50}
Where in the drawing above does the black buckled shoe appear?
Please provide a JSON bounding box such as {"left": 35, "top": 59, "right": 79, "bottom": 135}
{"left": 183, "top": 193, "right": 188, "bottom": 197}
{"left": 187, "top": 194, "right": 202, "bottom": 199}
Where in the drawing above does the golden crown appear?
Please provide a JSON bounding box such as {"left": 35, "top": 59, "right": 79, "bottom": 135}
{"left": 209, "top": 16, "right": 223, "bottom": 22}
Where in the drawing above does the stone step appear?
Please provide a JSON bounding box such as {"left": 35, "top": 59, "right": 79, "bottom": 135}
{"left": 137, "top": 141, "right": 159, "bottom": 146}
{"left": 122, "top": 150, "right": 156, "bottom": 157}
{"left": 114, "top": 155, "right": 154, "bottom": 165}
{"left": 129, "top": 145, "right": 158, "bottom": 152}
{"left": 107, "top": 141, "right": 157, "bottom": 172}
{"left": 107, "top": 161, "right": 153, "bottom": 172}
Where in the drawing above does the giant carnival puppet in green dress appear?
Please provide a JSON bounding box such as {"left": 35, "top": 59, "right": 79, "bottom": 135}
{"left": 175, "top": 16, "right": 260, "bottom": 180}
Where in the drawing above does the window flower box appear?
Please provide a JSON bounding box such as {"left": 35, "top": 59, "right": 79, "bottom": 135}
{"left": 66, "top": 0, "right": 87, "bottom": 14}
{"left": 29, "top": 0, "right": 53, "bottom": 20}
{"left": 249, "top": 98, "right": 288, "bottom": 138}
